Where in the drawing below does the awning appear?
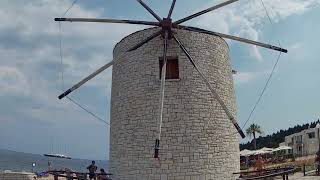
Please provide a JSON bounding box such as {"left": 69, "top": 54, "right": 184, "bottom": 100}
{"left": 240, "top": 149, "right": 255, "bottom": 157}
{"left": 272, "top": 146, "right": 292, "bottom": 152}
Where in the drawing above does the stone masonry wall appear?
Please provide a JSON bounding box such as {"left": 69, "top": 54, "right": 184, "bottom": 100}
{"left": 110, "top": 28, "right": 240, "bottom": 180}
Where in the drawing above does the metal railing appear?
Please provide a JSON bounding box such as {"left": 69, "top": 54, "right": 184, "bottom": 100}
{"left": 47, "top": 170, "right": 112, "bottom": 180}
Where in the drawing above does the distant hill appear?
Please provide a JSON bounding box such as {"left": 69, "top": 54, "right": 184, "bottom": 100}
{"left": 240, "top": 120, "right": 320, "bottom": 150}
{"left": 0, "top": 149, "right": 108, "bottom": 172}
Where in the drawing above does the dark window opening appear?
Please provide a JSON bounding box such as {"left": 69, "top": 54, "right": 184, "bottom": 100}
{"left": 159, "top": 56, "right": 179, "bottom": 80}
{"left": 308, "top": 132, "right": 315, "bottom": 139}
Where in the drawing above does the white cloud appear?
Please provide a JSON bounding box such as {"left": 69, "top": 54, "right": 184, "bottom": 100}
{"left": 0, "top": 66, "right": 30, "bottom": 96}
{"left": 234, "top": 71, "right": 257, "bottom": 84}
{"left": 262, "top": 0, "right": 320, "bottom": 20}
{"left": 250, "top": 46, "right": 263, "bottom": 61}
{"left": 289, "top": 42, "right": 302, "bottom": 50}
{"left": 234, "top": 69, "right": 274, "bottom": 84}
{"left": 194, "top": 0, "right": 320, "bottom": 61}
{"left": 0, "top": 0, "right": 139, "bottom": 128}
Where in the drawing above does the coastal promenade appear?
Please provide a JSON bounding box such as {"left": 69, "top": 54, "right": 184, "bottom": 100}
{"left": 290, "top": 173, "right": 320, "bottom": 179}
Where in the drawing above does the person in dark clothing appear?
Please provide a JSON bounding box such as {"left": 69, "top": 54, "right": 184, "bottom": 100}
{"left": 87, "top": 161, "right": 98, "bottom": 180}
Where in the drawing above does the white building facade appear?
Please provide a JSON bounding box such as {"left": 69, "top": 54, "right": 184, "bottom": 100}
{"left": 282, "top": 124, "right": 320, "bottom": 157}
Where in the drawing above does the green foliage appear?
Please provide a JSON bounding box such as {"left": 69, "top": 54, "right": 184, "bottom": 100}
{"left": 240, "top": 120, "right": 320, "bottom": 150}
{"left": 246, "top": 123, "right": 262, "bottom": 137}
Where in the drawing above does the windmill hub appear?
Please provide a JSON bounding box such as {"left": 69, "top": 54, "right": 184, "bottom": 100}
{"left": 160, "top": 18, "right": 172, "bottom": 30}
{"left": 160, "top": 18, "right": 173, "bottom": 38}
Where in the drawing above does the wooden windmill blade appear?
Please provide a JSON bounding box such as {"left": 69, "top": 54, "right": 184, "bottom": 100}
{"left": 176, "top": 25, "right": 288, "bottom": 53}
{"left": 54, "top": 18, "right": 160, "bottom": 26}
{"left": 128, "top": 0, "right": 177, "bottom": 53}
{"left": 167, "top": 0, "right": 177, "bottom": 19}
{"left": 174, "top": 0, "right": 240, "bottom": 25}
{"left": 136, "top": 0, "right": 162, "bottom": 22}
{"left": 154, "top": 30, "right": 169, "bottom": 159}
{"left": 172, "top": 33, "right": 246, "bottom": 138}
{"left": 58, "top": 61, "right": 113, "bottom": 99}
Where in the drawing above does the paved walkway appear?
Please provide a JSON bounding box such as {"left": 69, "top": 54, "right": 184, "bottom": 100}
{"left": 289, "top": 173, "right": 320, "bottom": 180}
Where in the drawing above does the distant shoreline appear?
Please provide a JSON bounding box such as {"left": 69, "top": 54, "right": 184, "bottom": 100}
{"left": 0, "top": 148, "right": 108, "bottom": 161}
{"left": 0, "top": 149, "right": 108, "bottom": 173}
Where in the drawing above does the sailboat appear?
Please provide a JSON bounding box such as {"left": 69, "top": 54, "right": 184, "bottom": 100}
{"left": 43, "top": 153, "right": 71, "bottom": 159}
{"left": 44, "top": 139, "right": 72, "bottom": 159}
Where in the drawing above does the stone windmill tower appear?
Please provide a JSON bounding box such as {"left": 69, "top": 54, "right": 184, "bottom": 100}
{"left": 56, "top": 0, "right": 287, "bottom": 179}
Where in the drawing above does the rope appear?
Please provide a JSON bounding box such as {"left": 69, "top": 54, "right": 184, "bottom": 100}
{"left": 62, "top": 0, "right": 79, "bottom": 17}
{"left": 259, "top": 0, "right": 283, "bottom": 49}
{"left": 66, "top": 96, "right": 110, "bottom": 126}
{"left": 58, "top": 0, "right": 110, "bottom": 126}
{"left": 241, "top": 0, "right": 283, "bottom": 129}
{"left": 260, "top": 0, "right": 273, "bottom": 25}
{"left": 59, "top": 22, "right": 64, "bottom": 91}
{"left": 242, "top": 52, "right": 281, "bottom": 129}
{"left": 59, "top": 0, "right": 79, "bottom": 90}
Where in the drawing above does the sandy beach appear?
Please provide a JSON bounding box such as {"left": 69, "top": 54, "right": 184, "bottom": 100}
{"left": 0, "top": 171, "right": 53, "bottom": 180}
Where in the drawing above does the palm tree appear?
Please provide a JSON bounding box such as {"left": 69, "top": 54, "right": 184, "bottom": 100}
{"left": 246, "top": 123, "right": 262, "bottom": 150}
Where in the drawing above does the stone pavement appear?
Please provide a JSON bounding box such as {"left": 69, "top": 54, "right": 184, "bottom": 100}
{"left": 289, "top": 172, "right": 320, "bottom": 180}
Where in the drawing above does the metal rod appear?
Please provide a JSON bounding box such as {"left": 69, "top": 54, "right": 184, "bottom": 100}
{"left": 174, "top": 0, "right": 240, "bottom": 25}
{"left": 167, "top": 0, "right": 177, "bottom": 18}
{"left": 154, "top": 30, "right": 168, "bottom": 158}
{"left": 158, "top": 30, "right": 168, "bottom": 140}
{"left": 137, "top": 0, "right": 162, "bottom": 22}
{"left": 177, "top": 25, "right": 288, "bottom": 53}
{"left": 54, "top": 18, "right": 160, "bottom": 26}
{"left": 58, "top": 61, "right": 113, "bottom": 99}
{"left": 128, "top": 30, "right": 162, "bottom": 51}
{"left": 172, "top": 34, "right": 245, "bottom": 138}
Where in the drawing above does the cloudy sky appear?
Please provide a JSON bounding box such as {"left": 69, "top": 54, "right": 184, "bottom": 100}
{"left": 0, "top": 0, "right": 319, "bottom": 160}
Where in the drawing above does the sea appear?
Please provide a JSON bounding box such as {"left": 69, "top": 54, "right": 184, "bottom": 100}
{"left": 0, "top": 149, "right": 108, "bottom": 173}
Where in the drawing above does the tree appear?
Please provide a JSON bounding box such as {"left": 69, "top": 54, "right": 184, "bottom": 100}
{"left": 246, "top": 123, "right": 262, "bottom": 150}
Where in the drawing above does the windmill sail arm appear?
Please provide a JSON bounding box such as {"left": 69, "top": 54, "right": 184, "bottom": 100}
{"left": 167, "top": 0, "right": 176, "bottom": 18}
{"left": 174, "top": 0, "right": 240, "bottom": 25}
{"left": 172, "top": 34, "right": 246, "bottom": 138}
{"left": 58, "top": 61, "right": 113, "bottom": 99}
{"left": 54, "top": 18, "right": 160, "bottom": 26}
{"left": 176, "top": 25, "right": 288, "bottom": 53}
{"left": 154, "top": 31, "right": 169, "bottom": 159}
{"left": 137, "top": 0, "right": 162, "bottom": 22}
{"left": 128, "top": 30, "right": 162, "bottom": 51}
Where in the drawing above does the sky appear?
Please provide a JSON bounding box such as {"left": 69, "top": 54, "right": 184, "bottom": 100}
{"left": 0, "top": 0, "right": 319, "bottom": 160}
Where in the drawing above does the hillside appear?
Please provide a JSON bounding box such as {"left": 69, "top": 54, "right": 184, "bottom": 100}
{"left": 240, "top": 120, "right": 320, "bottom": 150}
{"left": 0, "top": 149, "right": 108, "bottom": 172}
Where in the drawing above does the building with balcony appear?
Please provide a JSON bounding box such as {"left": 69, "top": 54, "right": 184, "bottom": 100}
{"left": 281, "top": 123, "right": 320, "bottom": 157}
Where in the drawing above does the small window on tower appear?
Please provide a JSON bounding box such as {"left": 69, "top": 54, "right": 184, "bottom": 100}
{"left": 159, "top": 56, "right": 179, "bottom": 80}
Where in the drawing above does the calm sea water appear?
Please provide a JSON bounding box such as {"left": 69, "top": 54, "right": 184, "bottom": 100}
{"left": 0, "top": 149, "right": 108, "bottom": 173}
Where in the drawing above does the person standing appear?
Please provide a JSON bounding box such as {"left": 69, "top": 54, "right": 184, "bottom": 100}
{"left": 87, "top": 161, "right": 98, "bottom": 180}
{"left": 254, "top": 155, "right": 264, "bottom": 176}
